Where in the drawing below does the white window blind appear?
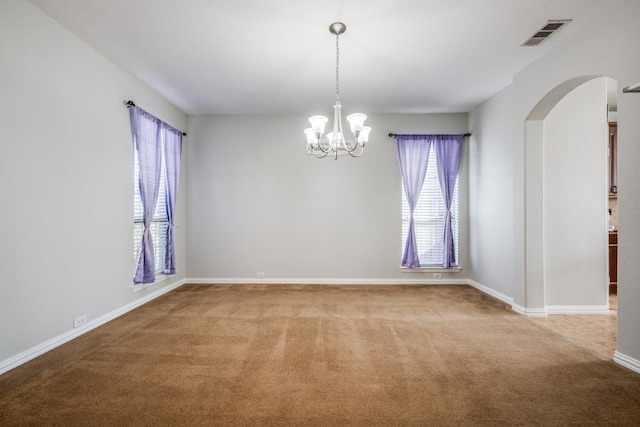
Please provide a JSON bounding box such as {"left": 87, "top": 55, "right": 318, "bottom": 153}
{"left": 401, "top": 145, "right": 459, "bottom": 266}
{"left": 133, "top": 147, "right": 168, "bottom": 275}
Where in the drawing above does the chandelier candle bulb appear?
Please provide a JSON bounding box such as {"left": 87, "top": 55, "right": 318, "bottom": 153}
{"left": 304, "top": 22, "right": 371, "bottom": 159}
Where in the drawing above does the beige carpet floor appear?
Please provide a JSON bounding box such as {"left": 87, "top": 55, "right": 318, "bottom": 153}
{"left": 2, "top": 284, "right": 640, "bottom": 426}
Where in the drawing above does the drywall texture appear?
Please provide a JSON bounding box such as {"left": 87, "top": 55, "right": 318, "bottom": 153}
{"left": 543, "top": 77, "right": 608, "bottom": 307}
{"left": 468, "top": 85, "right": 514, "bottom": 298}
{"left": 186, "top": 113, "right": 469, "bottom": 282}
{"left": 0, "top": 0, "right": 187, "bottom": 363}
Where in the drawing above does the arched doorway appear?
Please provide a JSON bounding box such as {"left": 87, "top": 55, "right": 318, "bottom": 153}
{"left": 524, "top": 76, "right": 614, "bottom": 314}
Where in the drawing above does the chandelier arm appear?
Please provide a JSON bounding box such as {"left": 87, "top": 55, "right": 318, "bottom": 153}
{"left": 333, "top": 102, "right": 343, "bottom": 146}
{"left": 343, "top": 139, "right": 360, "bottom": 153}
{"left": 312, "top": 145, "right": 330, "bottom": 158}
{"left": 315, "top": 142, "right": 331, "bottom": 154}
{"left": 345, "top": 144, "right": 365, "bottom": 158}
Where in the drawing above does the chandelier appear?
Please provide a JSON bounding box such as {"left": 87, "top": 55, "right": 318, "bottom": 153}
{"left": 304, "top": 22, "right": 371, "bottom": 160}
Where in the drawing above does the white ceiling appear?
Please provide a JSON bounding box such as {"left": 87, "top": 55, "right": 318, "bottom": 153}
{"left": 27, "top": 0, "right": 614, "bottom": 115}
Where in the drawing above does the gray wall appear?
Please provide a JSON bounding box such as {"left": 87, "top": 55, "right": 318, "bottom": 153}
{"left": 468, "top": 85, "right": 514, "bottom": 298}
{"left": 0, "top": 0, "right": 187, "bottom": 364}
{"left": 186, "top": 113, "right": 469, "bottom": 282}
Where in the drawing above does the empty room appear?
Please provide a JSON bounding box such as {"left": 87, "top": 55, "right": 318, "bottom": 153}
{"left": 2, "top": 0, "right": 640, "bottom": 425}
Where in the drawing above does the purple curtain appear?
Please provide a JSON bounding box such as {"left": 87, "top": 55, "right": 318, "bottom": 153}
{"left": 162, "top": 126, "right": 182, "bottom": 275}
{"left": 397, "top": 135, "right": 433, "bottom": 267}
{"left": 131, "top": 107, "right": 163, "bottom": 284}
{"left": 434, "top": 135, "right": 463, "bottom": 268}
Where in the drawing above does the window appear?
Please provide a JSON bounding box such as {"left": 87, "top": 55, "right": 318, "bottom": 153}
{"left": 400, "top": 140, "right": 460, "bottom": 267}
{"left": 133, "top": 147, "right": 168, "bottom": 276}
{"left": 129, "top": 105, "right": 182, "bottom": 284}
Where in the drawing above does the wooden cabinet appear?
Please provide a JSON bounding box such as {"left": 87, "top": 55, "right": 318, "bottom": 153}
{"left": 609, "top": 123, "right": 617, "bottom": 195}
{"left": 609, "top": 232, "right": 617, "bottom": 294}
{"left": 608, "top": 123, "right": 618, "bottom": 294}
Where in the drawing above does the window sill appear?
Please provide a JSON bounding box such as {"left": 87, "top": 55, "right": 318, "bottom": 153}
{"left": 399, "top": 267, "right": 462, "bottom": 273}
{"left": 131, "top": 273, "right": 175, "bottom": 293}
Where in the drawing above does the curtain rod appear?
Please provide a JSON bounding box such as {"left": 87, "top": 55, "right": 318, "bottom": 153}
{"left": 124, "top": 100, "right": 187, "bottom": 136}
{"left": 388, "top": 132, "right": 471, "bottom": 138}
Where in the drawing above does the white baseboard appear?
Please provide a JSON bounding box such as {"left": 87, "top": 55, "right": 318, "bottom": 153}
{"left": 511, "top": 304, "right": 611, "bottom": 317}
{"left": 467, "top": 280, "right": 514, "bottom": 306}
{"left": 614, "top": 351, "right": 640, "bottom": 374}
{"left": 511, "top": 303, "right": 548, "bottom": 317}
{"left": 465, "top": 280, "right": 547, "bottom": 317}
{"left": 186, "top": 277, "right": 470, "bottom": 285}
{"left": 545, "top": 305, "right": 611, "bottom": 315}
{"left": 0, "top": 278, "right": 186, "bottom": 376}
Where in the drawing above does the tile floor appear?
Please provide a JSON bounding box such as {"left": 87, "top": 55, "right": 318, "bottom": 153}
{"left": 529, "top": 294, "right": 617, "bottom": 359}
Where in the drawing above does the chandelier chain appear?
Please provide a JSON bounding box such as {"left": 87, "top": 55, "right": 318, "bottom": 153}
{"left": 335, "top": 33, "right": 340, "bottom": 102}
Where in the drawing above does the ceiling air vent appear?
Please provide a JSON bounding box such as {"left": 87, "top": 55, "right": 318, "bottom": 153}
{"left": 522, "top": 20, "right": 572, "bottom": 47}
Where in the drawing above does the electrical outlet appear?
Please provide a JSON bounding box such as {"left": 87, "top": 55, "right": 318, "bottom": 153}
{"left": 73, "top": 315, "right": 87, "bottom": 329}
{"left": 257, "top": 272, "right": 265, "bottom": 278}
{"left": 433, "top": 273, "right": 442, "bottom": 279}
